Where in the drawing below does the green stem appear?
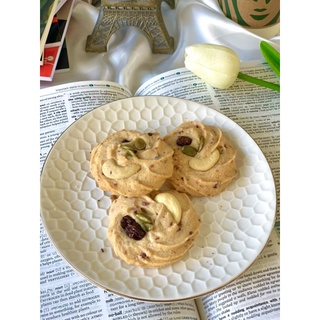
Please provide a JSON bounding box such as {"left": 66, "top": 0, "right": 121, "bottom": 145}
{"left": 237, "top": 72, "right": 280, "bottom": 92}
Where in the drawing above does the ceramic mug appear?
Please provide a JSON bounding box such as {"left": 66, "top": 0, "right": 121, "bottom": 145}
{"left": 218, "top": 0, "right": 280, "bottom": 37}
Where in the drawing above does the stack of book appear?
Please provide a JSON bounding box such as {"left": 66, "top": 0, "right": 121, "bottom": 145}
{"left": 40, "top": 0, "right": 75, "bottom": 81}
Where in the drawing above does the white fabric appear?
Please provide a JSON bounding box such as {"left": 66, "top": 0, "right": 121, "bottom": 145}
{"left": 40, "top": 0, "right": 280, "bottom": 93}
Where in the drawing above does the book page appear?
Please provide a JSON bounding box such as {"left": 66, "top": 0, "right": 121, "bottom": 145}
{"left": 104, "top": 294, "right": 200, "bottom": 320}
{"left": 196, "top": 226, "right": 280, "bottom": 320}
{"left": 40, "top": 80, "right": 132, "bottom": 166}
{"left": 40, "top": 220, "right": 109, "bottom": 319}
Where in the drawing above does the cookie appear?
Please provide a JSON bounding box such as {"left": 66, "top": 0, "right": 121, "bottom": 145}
{"left": 163, "top": 121, "right": 237, "bottom": 196}
{"left": 90, "top": 130, "right": 174, "bottom": 197}
{"left": 107, "top": 190, "right": 200, "bottom": 268}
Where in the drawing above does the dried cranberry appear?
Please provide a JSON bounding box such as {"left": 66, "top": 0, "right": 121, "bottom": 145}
{"left": 120, "top": 215, "right": 146, "bottom": 240}
{"left": 176, "top": 136, "right": 192, "bottom": 146}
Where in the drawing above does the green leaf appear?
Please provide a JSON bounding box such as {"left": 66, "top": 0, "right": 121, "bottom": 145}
{"left": 260, "top": 41, "right": 280, "bottom": 77}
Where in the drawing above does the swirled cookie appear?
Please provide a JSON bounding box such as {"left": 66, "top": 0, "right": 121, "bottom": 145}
{"left": 90, "top": 130, "right": 174, "bottom": 197}
{"left": 107, "top": 190, "right": 200, "bottom": 268}
{"left": 163, "top": 121, "right": 237, "bottom": 197}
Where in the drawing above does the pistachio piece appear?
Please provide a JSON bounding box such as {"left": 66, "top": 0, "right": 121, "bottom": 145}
{"left": 143, "top": 223, "right": 153, "bottom": 231}
{"left": 198, "top": 136, "right": 205, "bottom": 152}
{"left": 120, "top": 144, "right": 136, "bottom": 157}
{"left": 134, "top": 138, "right": 146, "bottom": 150}
{"left": 121, "top": 144, "right": 135, "bottom": 151}
{"left": 137, "top": 220, "right": 153, "bottom": 232}
{"left": 120, "top": 144, "right": 136, "bottom": 158}
{"left": 182, "top": 145, "right": 198, "bottom": 157}
{"left": 154, "top": 192, "right": 182, "bottom": 223}
{"left": 188, "top": 149, "right": 220, "bottom": 171}
{"left": 136, "top": 212, "right": 152, "bottom": 224}
{"left": 125, "top": 150, "right": 136, "bottom": 158}
{"left": 135, "top": 211, "right": 153, "bottom": 232}
{"left": 102, "top": 159, "right": 141, "bottom": 179}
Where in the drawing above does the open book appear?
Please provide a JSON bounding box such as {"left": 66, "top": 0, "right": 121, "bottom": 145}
{"left": 40, "top": 61, "right": 280, "bottom": 320}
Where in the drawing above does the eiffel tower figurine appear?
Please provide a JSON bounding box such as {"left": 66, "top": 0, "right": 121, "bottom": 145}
{"left": 85, "top": 0, "right": 175, "bottom": 54}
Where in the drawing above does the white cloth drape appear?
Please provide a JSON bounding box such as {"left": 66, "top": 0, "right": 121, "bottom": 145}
{"left": 40, "top": 0, "right": 280, "bottom": 93}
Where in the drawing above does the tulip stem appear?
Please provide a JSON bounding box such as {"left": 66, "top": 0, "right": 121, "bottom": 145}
{"left": 237, "top": 72, "right": 280, "bottom": 92}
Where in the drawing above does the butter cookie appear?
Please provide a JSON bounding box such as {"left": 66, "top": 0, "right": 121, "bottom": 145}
{"left": 107, "top": 190, "right": 200, "bottom": 268}
{"left": 90, "top": 130, "right": 174, "bottom": 197}
{"left": 163, "top": 121, "right": 237, "bottom": 196}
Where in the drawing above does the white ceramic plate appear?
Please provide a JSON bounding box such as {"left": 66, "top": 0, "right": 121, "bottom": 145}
{"left": 40, "top": 96, "right": 276, "bottom": 302}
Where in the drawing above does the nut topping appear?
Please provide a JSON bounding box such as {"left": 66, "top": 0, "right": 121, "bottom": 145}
{"left": 181, "top": 145, "right": 198, "bottom": 157}
{"left": 154, "top": 192, "right": 182, "bottom": 223}
{"left": 134, "top": 138, "right": 146, "bottom": 150}
{"left": 102, "top": 159, "right": 141, "bottom": 179}
{"left": 198, "top": 136, "right": 205, "bottom": 152}
{"left": 136, "top": 212, "right": 152, "bottom": 224}
{"left": 188, "top": 149, "right": 220, "bottom": 171}
{"left": 136, "top": 211, "right": 153, "bottom": 232}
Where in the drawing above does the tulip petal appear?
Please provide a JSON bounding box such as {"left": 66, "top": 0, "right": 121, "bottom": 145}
{"left": 184, "top": 43, "right": 240, "bottom": 89}
{"left": 185, "top": 58, "right": 237, "bottom": 89}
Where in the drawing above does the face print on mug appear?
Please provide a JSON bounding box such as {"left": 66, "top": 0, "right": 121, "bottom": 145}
{"left": 218, "top": 0, "right": 280, "bottom": 28}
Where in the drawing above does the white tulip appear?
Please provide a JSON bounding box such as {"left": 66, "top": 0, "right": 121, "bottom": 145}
{"left": 184, "top": 43, "right": 240, "bottom": 89}
{"left": 184, "top": 42, "right": 280, "bottom": 92}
